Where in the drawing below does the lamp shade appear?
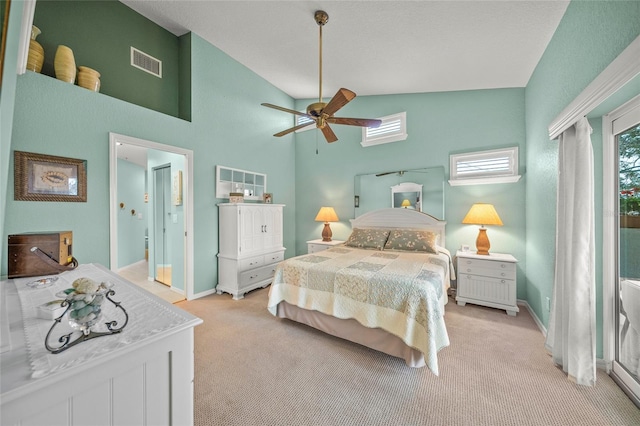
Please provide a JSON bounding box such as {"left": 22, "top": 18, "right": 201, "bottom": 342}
{"left": 401, "top": 199, "right": 411, "bottom": 208}
{"left": 462, "top": 203, "right": 503, "bottom": 226}
{"left": 315, "top": 207, "right": 339, "bottom": 222}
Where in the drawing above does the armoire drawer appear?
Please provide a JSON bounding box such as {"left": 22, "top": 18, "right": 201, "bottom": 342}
{"left": 239, "top": 263, "right": 278, "bottom": 288}
{"left": 264, "top": 251, "right": 285, "bottom": 265}
{"left": 239, "top": 255, "right": 265, "bottom": 271}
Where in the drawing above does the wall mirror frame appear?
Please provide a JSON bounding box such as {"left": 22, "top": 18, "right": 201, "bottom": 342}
{"left": 354, "top": 166, "right": 445, "bottom": 220}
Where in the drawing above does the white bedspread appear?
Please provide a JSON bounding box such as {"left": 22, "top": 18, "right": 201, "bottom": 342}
{"left": 267, "top": 247, "right": 451, "bottom": 374}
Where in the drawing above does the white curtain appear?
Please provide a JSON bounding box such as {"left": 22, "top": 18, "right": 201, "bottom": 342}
{"left": 545, "top": 116, "right": 596, "bottom": 386}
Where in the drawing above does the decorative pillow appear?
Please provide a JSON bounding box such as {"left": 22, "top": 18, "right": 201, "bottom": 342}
{"left": 344, "top": 228, "right": 390, "bottom": 250}
{"left": 384, "top": 229, "right": 438, "bottom": 253}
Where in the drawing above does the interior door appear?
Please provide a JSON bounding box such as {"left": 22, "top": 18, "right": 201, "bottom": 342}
{"left": 612, "top": 99, "right": 640, "bottom": 403}
{"left": 154, "top": 165, "right": 171, "bottom": 286}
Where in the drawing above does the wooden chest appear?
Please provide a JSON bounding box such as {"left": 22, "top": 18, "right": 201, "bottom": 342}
{"left": 7, "top": 231, "right": 73, "bottom": 278}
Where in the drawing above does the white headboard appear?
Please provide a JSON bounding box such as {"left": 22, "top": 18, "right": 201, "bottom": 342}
{"left": 349, "top": 208, "right": 447, "bottom": 246}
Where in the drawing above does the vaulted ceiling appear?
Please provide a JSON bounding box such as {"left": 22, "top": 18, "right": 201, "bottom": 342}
{"left": 120, "top": 0, "right": 570, "bottom": 99}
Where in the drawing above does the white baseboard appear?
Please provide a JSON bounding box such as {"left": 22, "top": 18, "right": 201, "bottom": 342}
{"left": 171, "top": 286, "right": 186, "bottom": 295}
{"left": 517, "top": 299, "right": 547, "bottom": 336}
{"left": 517, "top": 300, "right": 608, "bottom": 371}
{"left": 191, "top": 288, "right": 217, "bottom": 300}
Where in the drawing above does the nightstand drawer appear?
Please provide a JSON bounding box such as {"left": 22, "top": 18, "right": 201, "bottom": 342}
{"left": 458, "top": 258, "right": 516, "bottom": 279}
{"left": 307, "top": 239, "right": 345, "bottom": 254}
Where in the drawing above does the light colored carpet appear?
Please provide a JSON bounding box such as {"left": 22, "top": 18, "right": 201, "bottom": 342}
{"left": 177, "top": 288, "right": 640, "bottom": 425}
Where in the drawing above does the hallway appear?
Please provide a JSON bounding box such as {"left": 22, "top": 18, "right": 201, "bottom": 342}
{"left": 118, "top": 260, "right": 185, "bottom": 304}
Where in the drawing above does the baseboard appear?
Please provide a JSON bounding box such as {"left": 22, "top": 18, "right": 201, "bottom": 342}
{"left": 517, "top": 299, "right": 547, "bottom": 336}
{"left": 517, "top": 300, "right": 609, "bottom": 371}
{"left": 191, "top": 288, "right": 217, "bottom": 300}
{"left": 170, "top": 286, "right": 186, "bottom": 295}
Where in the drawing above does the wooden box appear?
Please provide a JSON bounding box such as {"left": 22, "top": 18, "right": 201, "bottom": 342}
{"left": 7, "top": 231, "right": 73, "bottom": 278}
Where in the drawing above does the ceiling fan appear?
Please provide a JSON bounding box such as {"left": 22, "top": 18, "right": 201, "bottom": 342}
{"left": 261, "top": 10, "right": 382, "bottom": 143}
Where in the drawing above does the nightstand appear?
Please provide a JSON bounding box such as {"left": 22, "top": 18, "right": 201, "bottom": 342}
{"left": 307, "top": 239, "right": 345, "bottom": 254}
{"left": 455, "top": 251, "right": 519, "bottom": 316}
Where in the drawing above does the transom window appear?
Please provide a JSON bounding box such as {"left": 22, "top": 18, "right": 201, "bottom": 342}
{"left": 361, "top": 112, "right": 408, "bottom": 147}
{"left": 449, "top": 147, "right": 521, "bottom": 186}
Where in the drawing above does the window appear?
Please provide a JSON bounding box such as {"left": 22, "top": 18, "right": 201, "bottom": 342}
{"left": 449, "top": 147, "right": 521, "bottom": 186}
{"left": 295, "top": 115, "right": 315, "bottom": 132}
{"left": 361, "top": 112, "right": 408, "bottom": 147}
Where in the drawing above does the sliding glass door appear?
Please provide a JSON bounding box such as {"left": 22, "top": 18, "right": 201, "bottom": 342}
{"left": 610, "top": 96, "right": 640, "bottom": 405}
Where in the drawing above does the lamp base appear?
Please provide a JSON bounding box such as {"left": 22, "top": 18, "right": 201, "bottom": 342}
{"left": 475, "top": 227, "right": 490, "bottom": 255}
{"left": 321, "top": 222, "right": 333, "bottom": 242}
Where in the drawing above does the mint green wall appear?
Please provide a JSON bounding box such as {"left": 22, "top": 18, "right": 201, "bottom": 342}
{"left": 33, "top": 0, "right": 184, "bottom": 118}
{"left": 0, "top": 0, "right": 24, "bottom": 266}
{"left": 294, "top": 88, "right": 527, "bottom": 298}
{"left": 116, "top": 158, "right": 146, "bottom": 268}
{"left": 2, "top": 29, "right": 296, "bottom": 294}
{"left": 525, "top": 0, "right": 640, "bottom": 357}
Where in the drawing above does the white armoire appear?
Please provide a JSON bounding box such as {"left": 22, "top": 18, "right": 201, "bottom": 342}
{"left": 217, "top": 203, "right": 285, "bottom": 300}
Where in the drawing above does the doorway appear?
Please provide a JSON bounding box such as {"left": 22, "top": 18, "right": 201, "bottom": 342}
{"left": 108, "top": 133, "right": 195, "bottom": 300}
{"left": 604, "top": 94, "right": 640, "bottom": 406}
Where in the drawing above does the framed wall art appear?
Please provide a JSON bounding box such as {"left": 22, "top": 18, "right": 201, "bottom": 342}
{"left": 14, "top": 151, "right": 87, "bottom": 202}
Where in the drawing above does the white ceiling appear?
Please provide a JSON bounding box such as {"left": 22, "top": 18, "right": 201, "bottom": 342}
{"left": 120, "top": 0, "right": 570, "bottom": 100}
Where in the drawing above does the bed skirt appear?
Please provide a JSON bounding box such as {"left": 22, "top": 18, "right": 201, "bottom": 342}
{"left": 275, "top": 301, "right": 426, "bottom": 368}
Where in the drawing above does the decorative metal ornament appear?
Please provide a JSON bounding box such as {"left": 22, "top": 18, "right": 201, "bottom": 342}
{"left": 45, "top": 289, "right": 129, "bottom": 354}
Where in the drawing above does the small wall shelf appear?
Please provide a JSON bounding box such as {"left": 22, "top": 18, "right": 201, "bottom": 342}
{"left": 216, "top": 165, "right": 266, "bottom": 201}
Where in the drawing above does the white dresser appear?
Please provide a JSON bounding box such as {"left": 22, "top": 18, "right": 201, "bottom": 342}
{"left": 1, "top": 264, "right": 202, "bottom": 426}
{"left": 217, "top": 203, "right": 285, "bottom": 300}
{"left": 455, "top": 251, "right": 519, "bottom": 316}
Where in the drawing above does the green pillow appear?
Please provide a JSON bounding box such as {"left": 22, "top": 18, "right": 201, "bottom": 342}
{"left": 344, "top": 228, "right": 390, "bottom": 250}
{"left": 384, "top": 229, "right": 438, "bottom": 253}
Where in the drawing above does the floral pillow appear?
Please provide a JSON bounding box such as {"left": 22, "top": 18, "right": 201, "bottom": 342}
{"left": 344, "top": 228, "right": 390, "bottom": 250}
{"left": 384, "top": 229, "right": 438, "bottom": 253}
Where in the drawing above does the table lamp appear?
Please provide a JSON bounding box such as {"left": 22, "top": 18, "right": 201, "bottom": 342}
{"left": 315, "top": 207, "right": 339, "bottom": 241}
{"left": 462, "top": 203, "right": 503, "bottom": 255}
{"left": 401, "top": 199, "right": 411, "bottom": 208}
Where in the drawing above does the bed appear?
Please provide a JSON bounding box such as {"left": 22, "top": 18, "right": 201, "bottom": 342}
{"left": 267, "top": 208, "right": 453, "bottom": 374}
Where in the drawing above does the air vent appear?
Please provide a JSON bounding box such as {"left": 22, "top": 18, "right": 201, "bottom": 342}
{"left": 130, "top": 47, "right": 162, "bottom": 78}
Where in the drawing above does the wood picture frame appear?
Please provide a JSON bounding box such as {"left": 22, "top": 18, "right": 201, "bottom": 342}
{"left": 14, "top": 151, "right": 87, "bottom": 202}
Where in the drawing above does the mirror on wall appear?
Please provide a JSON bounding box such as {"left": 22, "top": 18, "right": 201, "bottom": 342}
{"left": 391, "top": 182, "right": 423, "bottom": 211}
{"left": 354, "top": 166, "right": 445, "bottom": 219}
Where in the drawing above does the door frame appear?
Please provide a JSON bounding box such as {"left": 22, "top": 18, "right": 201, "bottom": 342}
{"left": 603, "top": 94, "right": 640, "bottom": 405}
{"left": 109, "top": 132, "right": 195, "bottom": 300}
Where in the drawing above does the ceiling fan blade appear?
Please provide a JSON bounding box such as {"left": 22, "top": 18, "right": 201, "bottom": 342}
{"left": 320, "top": 124, "right": 338, "bottom": 143}
{"left": 376, "top": 171, "right": 396, "bottom": 177}
{"left": 327, "top": 117, "right": 382, "bottom": 128}
{"left": 322, "top": 88, "right": 356, "bottom": 117}
{"left": 261, "top": 103, "right": 313, "bottom": 118}
{"left": 273, "top": 122, "right": 315, "bottom": 137}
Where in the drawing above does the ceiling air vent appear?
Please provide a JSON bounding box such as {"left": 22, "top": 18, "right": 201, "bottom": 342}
{"left": 130, "top": 47, "right": 162, "bottom": 78}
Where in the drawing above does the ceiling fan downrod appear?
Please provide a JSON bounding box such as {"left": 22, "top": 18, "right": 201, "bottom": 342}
{"left": 315, "top": 10, "right": 328, "bottom": 104}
